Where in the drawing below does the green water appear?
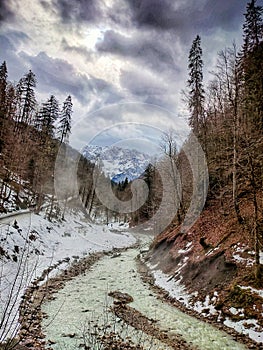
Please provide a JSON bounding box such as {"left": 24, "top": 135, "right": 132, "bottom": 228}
{"left": 42, "top": 238, "right": 247, "bottom": 350}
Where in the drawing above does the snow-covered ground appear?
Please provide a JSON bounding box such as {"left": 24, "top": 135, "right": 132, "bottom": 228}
{"left": 0, "top": 209, "right": 136, "bottom": 342}
{"left": 149, "top": 265, "right": 263, "bottom": 344}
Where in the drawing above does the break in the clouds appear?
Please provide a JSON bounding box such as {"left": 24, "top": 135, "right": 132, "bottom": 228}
{"left": 0, "top": 0, "right": 247, "bottom": 150}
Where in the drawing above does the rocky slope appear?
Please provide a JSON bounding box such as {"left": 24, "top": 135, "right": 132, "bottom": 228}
{"left": 146, "top": 197, "right": 263, "bottom": 345}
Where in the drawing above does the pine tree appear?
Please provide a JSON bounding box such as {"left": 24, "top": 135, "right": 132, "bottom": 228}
{"left": 0, "top": 61, "right": 8, "bottom": 152}
{"left": 58, "top": 95, "right": 72, "bottom": 143}
{"left": 241, "top": 0, "right": 263, "bottom": 130}
{"left": 243, "top": 0, "right": 263, "bottom": 52}
{"left": 241, "top": 0, "right": 263, "bottom": 279}
{"left": 16, "top": 70, "right": 37, "bottom": 126}
{"left": 187, "top": 35, "right": 205, "bottom": 136}
{"left": 38, "top": 95, "right": 59, "bottom": 138}
{"left": 0, "top": 61, "right": 7, "bottom": 115}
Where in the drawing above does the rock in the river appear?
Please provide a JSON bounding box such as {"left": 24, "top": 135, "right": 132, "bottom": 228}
{"left": 108, "top": 290, "right": 134, "bottom": 304}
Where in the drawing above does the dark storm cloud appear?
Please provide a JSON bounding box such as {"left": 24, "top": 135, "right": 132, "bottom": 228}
{"left": 0, "top": 0, "right": 14, "bottom": 23}
{"left": 19, "top": 51, "right": 123, "bottom": 107}
{"left": 127, "top": 0, "right": 245, "bottom": 34}
{"left": 20, "top": 51, "right": 90, "bottom": 103}
{"left": 127, "top": 0, "right": 179, "bottom": 30}
{"left": 19, "top": 51, "right": 94, "bottom": 104}
{"left": 48, "top": 0, "right": 102, "bottom": 23}
{"left": 96, "top": 30, "right": 180, "bottom": 75}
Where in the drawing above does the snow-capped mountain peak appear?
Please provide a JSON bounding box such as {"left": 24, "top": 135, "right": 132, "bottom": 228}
{"left": 82, "top": 145, "right": 151, "bottom": 183}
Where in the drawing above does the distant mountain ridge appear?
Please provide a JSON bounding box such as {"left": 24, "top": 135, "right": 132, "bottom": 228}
{"left": 82, "top": 145, "right": 151, "bottom": 183}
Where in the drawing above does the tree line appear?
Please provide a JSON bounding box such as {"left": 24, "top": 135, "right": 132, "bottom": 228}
{"left": 0, "top": 64, "right": 126, "bottom": 223}
{"left": 186, "top": 0, "right": 262, "bottom": 279}
{"left": 135, "top": 0, "right": 262, "bottom": 279}
{"left": 0, "top": 64, "right": 73, "bottom": 215}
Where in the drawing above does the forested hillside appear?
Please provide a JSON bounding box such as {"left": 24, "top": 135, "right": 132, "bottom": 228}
{"left": 0, "top": 68, "right": 124, "bottom": 221}
{"left": 142, "top": 0, "right": 263, "bottom": 335}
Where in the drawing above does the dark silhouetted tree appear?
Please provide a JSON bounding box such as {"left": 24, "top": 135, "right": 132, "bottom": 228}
{"left": 15, "top": 70, "right": 37, "bottom": 126}
{"left": 38, "top": 95, "right": 59, "bottom": 138}
{"left": 243, "top": 0, "right": 263, "bottom": 52}
{"left": 187, "top": 35, "right": 205, "bottom": 137}
{"left": 58, "top": 95, "right": 72, "bottom": 143}
{"left": 0, "top": 61, "right": 8, "bottom": 152}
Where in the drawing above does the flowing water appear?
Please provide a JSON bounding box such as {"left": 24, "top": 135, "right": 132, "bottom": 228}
{"left": 42, "top": 235, "right": 248, "bottom": 350}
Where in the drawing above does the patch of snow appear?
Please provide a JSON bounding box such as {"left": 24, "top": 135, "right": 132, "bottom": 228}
{"left": 193, "top": 295, "right": 218, "bottom": 315}
{"left": 205, "top": 246, "right": 220, "bottom": 256}
{"left": 147, "top": 256, "right": 263, "bottom": 345}
{"left": 232, "top": 254, "right": 254, "bottom": 266}
{"left": 229, "top": 307, "right": 238, "bottom": 315}
{"left": 234, "top": 244, "right": 246, "bottom": 253}
{"left": 224, "top": 318, "right": 263, "bottom": 344}
{"left": 107, "top": 221, "right": 129, "bottom": 231}
{"left": 238, "top": 285, "right": 263, "bottom": 299}
{"left": 148, "top": 266, "right": 193, "bottom": 307}
{"left": 178, "top": 241, "right": 193, "bottom": 254}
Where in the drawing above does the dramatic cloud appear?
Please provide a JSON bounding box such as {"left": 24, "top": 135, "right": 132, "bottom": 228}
{"left": 4, "top": 30, "right": 31, "bottom": 45}
{"left": 48, "top": 0, "right": 103, "bottom": 24}
{"left": 0, "top": 0, "right": 247, "bottom": 148}
{"left": 96, "top": 30, "right": 181, "bottom": 77}
{"left": 119, "top": 68, "right": 179, "bottom": 111}
{"left": 61, "top": 38, "right": 93, "bottom": 60}
{"left": 0, "top": 0, "right": 14, "bottom": 23}
{"left": 127, "top": 0, "right": 245, "bottom": 34}
{"left": 19, "top": 51, "right": 123, "bottom": 106}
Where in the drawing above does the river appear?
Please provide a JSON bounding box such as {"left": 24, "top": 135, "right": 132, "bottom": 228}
{"left": 42, "top": 234, "right": 248, "bottom": 350}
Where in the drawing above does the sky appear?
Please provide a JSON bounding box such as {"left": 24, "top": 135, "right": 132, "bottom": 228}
{"left": 0, "top": 0, "right": 249, "bottom": 154}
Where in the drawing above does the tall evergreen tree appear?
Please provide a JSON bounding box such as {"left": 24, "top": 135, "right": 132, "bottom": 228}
{"left": 241, "top": 0, "right": 263, "bottom": 129}
{"left": 0, "top": 61, "right": 7, "bottom": 115}
{"left": 187, "top": 35, "right": 205, "bottom": 136}
{"left": 16, "top": 70, "right": 37, "bottom": 126}
{"left": 58, "top": 95, "right": 72, "bottom": 143}
{"left": 241, "top": 0, "right": 263, "bottom": 279}
{"left": 243, "top": 0, "right": 263, "bottom": 52}
{"left": 0, "top": 61, "right": 8, "bottom": 152}
{"left": 38, "top": 95, "right": 59, "bottom": 138}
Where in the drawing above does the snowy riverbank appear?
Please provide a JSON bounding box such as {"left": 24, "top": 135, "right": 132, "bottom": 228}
{"left": 0, "top": 208, "right": 136, "bottom": 342}
{"left": 145, "top": 261, "right": 263, "bottom": 346}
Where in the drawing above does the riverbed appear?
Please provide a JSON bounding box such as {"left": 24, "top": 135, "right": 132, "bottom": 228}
{"left": 42, "top": 234, "right": 248, "bottom": 350}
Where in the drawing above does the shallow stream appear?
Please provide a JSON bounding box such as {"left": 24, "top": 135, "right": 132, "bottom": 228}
{"left": 42, "top": 235, "right": 248, "bottom": 349}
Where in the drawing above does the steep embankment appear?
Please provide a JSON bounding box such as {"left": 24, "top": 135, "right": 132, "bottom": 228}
{"left": 147, "top": 198, "right": 263, "bottom": 345}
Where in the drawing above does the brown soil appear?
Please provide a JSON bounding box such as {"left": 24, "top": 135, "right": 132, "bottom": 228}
{"left": 144, "top": 197, "right": 263, "bottom": 349}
